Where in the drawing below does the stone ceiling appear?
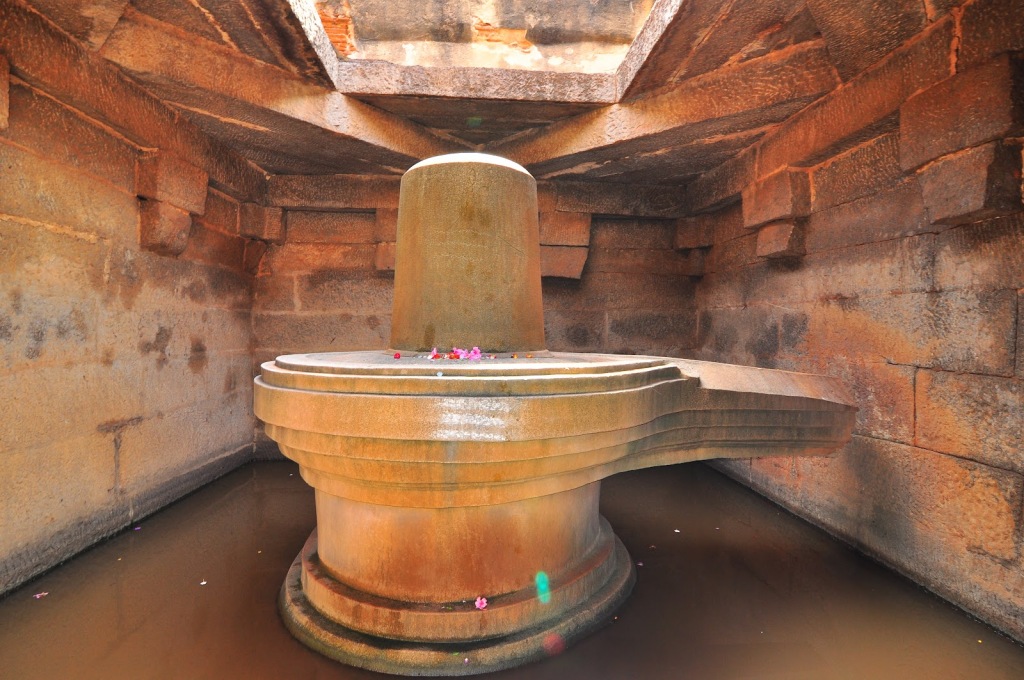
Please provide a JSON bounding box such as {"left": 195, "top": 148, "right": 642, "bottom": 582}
{"left": 24, "top": 0, "right": 921, "bottom": 185}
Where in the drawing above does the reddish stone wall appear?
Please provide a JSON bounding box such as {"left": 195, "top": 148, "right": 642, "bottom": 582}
{"left": 681, "top": 5, "right": 1024, "bottom": 640}
{"left": 0, "top": 38, "right": 257, "bottom": 591}
{"left": 252, "top": 180, "right": 698, "bottom": 369}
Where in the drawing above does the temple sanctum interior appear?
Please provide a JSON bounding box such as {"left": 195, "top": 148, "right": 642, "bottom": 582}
{"left": 1, "top": 0, "right": 1023, "bottom": 677}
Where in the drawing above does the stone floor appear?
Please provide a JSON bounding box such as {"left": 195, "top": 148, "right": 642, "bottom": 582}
{"left": 2, "top": 461, "right": 1022, "bottom": 679}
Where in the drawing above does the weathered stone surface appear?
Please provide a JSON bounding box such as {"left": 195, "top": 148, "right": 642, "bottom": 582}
{"left": 543, "top": 272, "right": 696, "bottom": 313}
{"left": 0, "top": 141, "right": 138, "bottom": 245}
{"left": 375, "top": 208, "right": 398, "bottom": 242}
{"left": 136, "top": 152, "right": 208, "bottom": 215}
{"left": 586, "top": 246, "right": 705, "bottom": 276}
{"left": 540, "top": 246, "right": 588, "bottom": 279}
{"left": 917, "top": 370, "right": 1023, "bottom": 473}
{"left": 286, "top": 210, "right": 377, "bottom": 244}
{"left": 0, "top": 54, "right": 9, "bottom": 131}
{"left": 742, "top": 168, "right": 811, "bottom": 228}
{"left": 0, "top": 1, "right": 265, "bottom": 200}
{"left": 704, "top": 232, "right": 759, "bottom": 273}
{"left": 239, "top": 203, "right": 285, "bottom": 244}
{"left": 495, "top": 43, "right": 838, "bottom": 175}
{"left": 685, "top": 146, "right": 756, "bottom": 213}
{"left": 578, "top": 121, "right": 766, "bottom": 189}
{"left": 775, "top": 355, "right": 916, "bottom": 444}
{"left": 539, "top": 211, "right": 590, "bottom": 246}
{"left": 757, "top": 16, "right": 953, "bottom": 177}
{"left": 959, "top": 0, "right": 1024, "bottom": 70}
{"left": 919, "top": 141, "right": 1023, "bottom": 225}
{"left": 692, "top": 305, "right": 783, "bottom": 367}
{"left": 744, "top": 435, "right": 1023, "bottom": 605}
{"left": 810, "top": 132, "right": 903, "bottom": 211}
{"left": 542, "top": 308, "right": 605, "bottom": 352}
{"left": 805, "top": 0, "right": 927, "bottom": 80}
{"left": 804, "top": 179, "right": 930, "bottom": 252}
{"left": 139, "top": 199, "right": 190, "bottom": 257}
{"left": 253, "top": 272, "right": 294, "bottom": 312}
{"left": 0, "top": 429, "right": 125, "bottom": 591}
{"left": 900, "top": 54, "right": 1024, "bottom": 171}
{"left": 590, "top": 218, "right": 675, "bottom": 250}
{"left": 119, "top": 394, "right": 252, "bottom": 496}
{"left": 135, "top": 0, "right": 329, "bottom": 82}
{"left": 295, "top": 272, "right": 394, "bottom": 314}
{"left": 354, "top": 94, "right": 603, "bottom": 147}
{"left": 3, "top": 82, "right": 136, "bottom": 193}
{"left": 333, "top": 55, "right": 616, "bottom": 105}
{"left": 180, "top": 221, "right": 245, "bottom": 271}
{"left": 606, "top": 310, "right": 697, "bottom": 355}
{"left": 268, "top": 174, "right": 400, "bottom": 210}
{"left": 551, "top": 181, "right": 687, "bottom": 218}
{"left": 243, "top": 240, "right": 268, "bottom": 277}
{"left": 1019, "top": 292, "right": 1024, "bottom": 377}
{"left": 667, "top": 0, "right": 810, "bottom": 85}
{"left": 934, "top": 211, "right": 1024, "bottom": 292}
{"left": 374, "top": 242, "right": 396, "bottom": 272}
{"left": 804, "top": 290, "right": 1017, "bottom": 376}
{"left": 17, "top": 0, "right": 129, "bottom": 49}
{"left": 617, "top": 0, "right": 725, "bottom": 98}
{"left": 100, "top": 9, "right": 457, "bottom": 174}
{"left": 253, "top": 312, "right": 390, "bottom": 353}
{"left": 755, "top": 220, "right": 804, "bottom": 259}
{"left": 0, "top": 258, "right": 99, "bottom": 371}
{"left": 197, "top": 189, "right": 239, "bottom": 236}
{"left": 260, "top": 243, "right": 376, "bottom": 274}
{"left": 674, "top": 214, "right": 716, "bottom": 250}
{"left": 742, "top": 234, "right": 936, "bottom": 307}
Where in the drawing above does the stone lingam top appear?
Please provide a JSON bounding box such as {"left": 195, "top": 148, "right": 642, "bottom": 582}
{"left": 253, "top": 152, "right": 857, "bottom": 677}
{"left": 390, "top": 153, "right": 545, "bottom": 353}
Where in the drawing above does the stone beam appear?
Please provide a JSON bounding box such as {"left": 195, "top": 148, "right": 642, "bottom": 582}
{"left": 617, "top": 0, "right": 812, "bottom": 100}
{"left": 332, "top": 60, "right": 617, "bottom": 105}
{"left": 191, "top": 0, "right": 333, "bottom": 85}
{"left": 549, "top": 127, "right": 767, "bottom": 185}
{"left": 19, "top": 0, "right": 129, "bottom": 50}
{"left": 100, "top": 9, "right": 461, "bottom": 173}
{"left": 615, "top": 0, "right": 691, "bottom": 99}
{"left": 491, "top": 42, "right": 839, "bottom": 178}
{"left": 0, "top": 0, "right": 266, "bottom": 201}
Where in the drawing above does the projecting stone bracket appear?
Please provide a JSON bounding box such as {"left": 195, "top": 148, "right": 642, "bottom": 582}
{"left": 539, "top": 210, "right": 591, "bottom": 279}
{"left": 137, "top": 150, "right": 208, "bottom": 215}
{"left": 918, "top": 140, "right": 1024, "bottom": 225}
{"left": 756, "top": 219, "right": 806, "bottom": 259}
{"left": 741, "top": 167, "right": 811, "bottom": 230}
{"left": 240, "top": 203, "right": 285, "bottom": 244}
{"left": 135, "top": 150, "right": 209, "bottom": 257}
{"left": 138, "top": 198, "right": 191, "bottom": 256}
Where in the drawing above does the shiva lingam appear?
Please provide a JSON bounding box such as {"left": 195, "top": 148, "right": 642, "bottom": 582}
{"left": 253, "top": 153, "right": 856, "bottom": 675}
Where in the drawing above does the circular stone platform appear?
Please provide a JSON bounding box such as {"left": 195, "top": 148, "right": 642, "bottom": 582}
{"left": 254, "top": 349, "right": 688, "bottom": 675}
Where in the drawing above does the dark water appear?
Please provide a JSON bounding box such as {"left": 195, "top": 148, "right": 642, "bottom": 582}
{"left": 1, "top": 461, "right": 1022, "bottom": 679}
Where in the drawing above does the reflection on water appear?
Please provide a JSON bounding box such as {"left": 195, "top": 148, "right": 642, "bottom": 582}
{"left": 1, "top": 461, "right": 1022, "bottom": 679}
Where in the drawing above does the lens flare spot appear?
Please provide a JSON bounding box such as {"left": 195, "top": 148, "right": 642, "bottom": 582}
{"left": 535, "top": 571, "right": 551, "bottom": 604}
{"left": 542, "top": 632, "right": 565, "bottom": 656}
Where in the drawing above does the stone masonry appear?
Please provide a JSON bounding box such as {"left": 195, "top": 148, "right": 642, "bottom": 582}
{"left": 1, "top": 0, "right": 1022, "bottom": 648}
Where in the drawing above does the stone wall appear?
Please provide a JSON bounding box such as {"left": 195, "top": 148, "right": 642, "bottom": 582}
{"left": 257, "top": 174, "right": 699, "bottom": 356}
{"left": 0, "top": 13, "right": 262, "bottom": 592}
{"left": 679, "top": 2, "right": 1024, "bottom": 640}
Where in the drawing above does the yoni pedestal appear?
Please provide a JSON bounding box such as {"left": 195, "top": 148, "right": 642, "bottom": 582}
{"left": 254, "top": 154, "right": 856, "bottom": 675}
